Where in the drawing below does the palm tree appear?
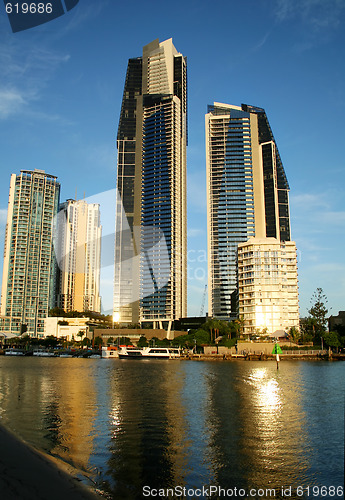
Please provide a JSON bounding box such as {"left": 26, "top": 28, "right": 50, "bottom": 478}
{"left": 76, "top": 330, "right": 85, "bottom": 343}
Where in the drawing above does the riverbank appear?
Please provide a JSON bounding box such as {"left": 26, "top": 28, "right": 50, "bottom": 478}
{"left": 0, "top": 424, "right": 104, "bottom": 500}
{"left": 184, "top": 353, "right": 345, "bottom": 361}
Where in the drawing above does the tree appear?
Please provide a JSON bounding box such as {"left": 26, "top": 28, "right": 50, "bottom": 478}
{"left": 94, "top": 336, "right": 103, "bottom": 348}
{"left": 323, "top": 331, "right": 341, "bottom": 351}
{"left": 288, "top": 326, "right": 301, "bottom": 344}
{"left": 234, "top": 316, "right": 245, "bottom": 338}
{"left": 201, "top": 318, "right": 232, "bottom": 343}
{"left": 308, "top": 288, "right": 328, "bottom": 343}
{"left": 76, "top": 330, "right": 85, "bottom": 342}
{"left": 42, "top": 336, "right": 58, "bottom": 348}
{"left": 82, "top": 337, "right": 91, "bottom": 347}
{"left": 300, "top": 317, "right": 316, "bottom": 344}
{"left": 137, "top": 336, "right": 148, "bottom": 347}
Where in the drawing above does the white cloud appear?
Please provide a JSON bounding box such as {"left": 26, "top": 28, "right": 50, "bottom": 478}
{"left": 291, "top": 191, "right": 345, "bottom": 228}
{"left": 251, "top": 32, "right": 271, "bottom": 52}
{"left": 319, "top": 211, "right": 345, "bottom": 226}
{"left": 290, "top": 192, "right": 329, "bottom": 210}
{"left": 0, "top": 41, "right": 70, "bottom": 120}
{"left": 274, "top": 0, "right": 345, "bottom": 27}
{"left": 188, "top": 228, "right": 204, "bottom": 238}
{"left": 86, "top": 143, "right": 116, "bottom": 172}
{"left": 309, "top": 262, "right": 345, "bottom": 274}
{"left": 0, "top": 209, "right": 7, "bottom": 225}
{"left": 0, "top": 88, "right": 26, "bottom": 118}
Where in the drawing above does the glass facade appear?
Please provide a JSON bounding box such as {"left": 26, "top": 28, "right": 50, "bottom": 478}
{"left": 206, "top": 103, "right": 291, "bottom": 320}
{"left": 242, "top": 104, "right": 291, "bottom": 242}
{"left": 0, "top": 170, "right": 60, "bottom": 336}
{"left": 207, "top": 104, "right": 255, "bottom": 319}
{"left": 114, "top": 39, "right": 187, "bottom": 327}
{"left": 114, "top": 58, "right": 142, "bottom": 323}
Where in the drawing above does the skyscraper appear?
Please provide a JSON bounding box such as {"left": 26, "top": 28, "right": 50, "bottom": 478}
{"left": 55, "top": 199, "right": 102, "bottom": 313}
{"left": 206, "top": 103, "right": 291, "bottom": 320}
{"left": 114, "top": 39, "right": 187, "bottom": 331}
{"left": 0, "top": 170, "right": 60, "bottom": 336}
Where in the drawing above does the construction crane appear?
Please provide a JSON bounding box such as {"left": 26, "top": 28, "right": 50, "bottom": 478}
{"left": 200, "top": 284, "right": 207, "bottom": 316}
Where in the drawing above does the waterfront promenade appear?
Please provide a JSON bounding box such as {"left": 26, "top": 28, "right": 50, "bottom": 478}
{"left": 0, "top": 424, "right": 102, "bottom": 500}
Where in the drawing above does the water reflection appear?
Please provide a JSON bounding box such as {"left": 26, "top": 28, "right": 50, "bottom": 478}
{"left": 0, "top": 358, "right": 98, "bottom": 472}
{"left": 0, "top": 358, "right": 343, "bottom": 498}
{"left": 238, "top": 364, "right": 312, "bottom": 489}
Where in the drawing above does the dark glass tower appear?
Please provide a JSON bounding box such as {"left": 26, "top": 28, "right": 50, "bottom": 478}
{"left": 113, "top": 58, "right": 142, "bottom": 324}
{"left": 114, "top": 39, "right": 187, "bottom": 331}
{"left": 206, "top": 103, "right": 291, "bottom": 320}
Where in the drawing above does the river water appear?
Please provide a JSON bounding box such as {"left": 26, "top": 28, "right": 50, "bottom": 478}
{"left": 0, "top": 358, "right": 343, "bottom": 499}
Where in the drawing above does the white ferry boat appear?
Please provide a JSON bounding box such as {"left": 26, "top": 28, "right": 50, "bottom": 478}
{"left": 118, "top": 346, "right": 180, "bottom": 359}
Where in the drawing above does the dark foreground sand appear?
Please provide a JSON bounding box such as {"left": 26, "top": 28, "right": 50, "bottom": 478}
{"left": 0, "top": 424, "right": 104, "bottom": 500}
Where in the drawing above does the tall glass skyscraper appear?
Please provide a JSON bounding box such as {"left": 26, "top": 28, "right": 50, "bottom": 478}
{"left": 114, "top": 39, "right": 187, "bottom": 331}
{"left": 206, "top": 103, "right": 291, "bottom": 320}
{"left": 0, "top": 170, "right": 60, "bottom": 336}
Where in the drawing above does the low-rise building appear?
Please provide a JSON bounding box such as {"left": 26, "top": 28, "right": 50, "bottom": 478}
{"left": 97, "top": 329, "right": 187, "bottom": 345}
{"left": 329, "top": 311, "right": 345, "bottom": 332}
{"left": 44, "top": 317, "right": 90, "bottom": 341}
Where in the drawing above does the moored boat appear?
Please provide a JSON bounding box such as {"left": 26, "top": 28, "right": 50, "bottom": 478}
{"left": 101, "top": 346, "right": 120, "bottom": 359}
{"left": 33, "top": 349, "right": 55, "bottom": 357}
{"left": 5, "top": 348, "right": 25, "bottom": 356}
{"left": 118, "top": 346, "right": 180, "bottom": 359}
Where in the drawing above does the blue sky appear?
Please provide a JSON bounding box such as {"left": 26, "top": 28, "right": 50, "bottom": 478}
{"left": 0, "top": 0, "right": 344, "bottom": 318}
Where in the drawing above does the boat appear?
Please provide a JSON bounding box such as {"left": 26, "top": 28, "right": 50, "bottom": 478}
{"left": 33, "top": 349, "right": 55, "bottom": 357}
{"left": 5, "top": 348, "right": 25, "bottom": 356}
{"left": 118, "top": 346, "right": 181, "bottom": 359}
{"left": 101, "top": 346, "right": 120, "bottom": 359}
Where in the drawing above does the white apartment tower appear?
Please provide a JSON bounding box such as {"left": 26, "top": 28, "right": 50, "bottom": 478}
{"left": 238, "top": 238, "right": 299, "bottom": 336}
{"left": 56, "top": 199, "right": 102, "bottom": 313}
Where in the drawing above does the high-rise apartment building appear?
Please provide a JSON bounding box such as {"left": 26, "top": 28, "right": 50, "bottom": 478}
{"left": 206, "top": 103, "right": 291, "bottom": 320}
{"left": 0, "top": 170, "right": 60, "bottom": 336}
{"left": 238, "top": 238, "right": 299, "bottom": 336}
{"left": 55, "top": 199, "right": 102, "bottom": 313}
{"left": 114, "top": 38, "right": 187, "bottom": 330}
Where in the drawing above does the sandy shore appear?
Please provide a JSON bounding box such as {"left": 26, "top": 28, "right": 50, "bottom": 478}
{"left": 0, "top": 424, "right": 104, "bottom": 500}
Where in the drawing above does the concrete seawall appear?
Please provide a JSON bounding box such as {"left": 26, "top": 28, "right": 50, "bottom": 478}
{"left": 183, "top": 353, "right": 345, "bottom": 361}
{"left": 0, "top": 424, "right": 103, "bottom": 499}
